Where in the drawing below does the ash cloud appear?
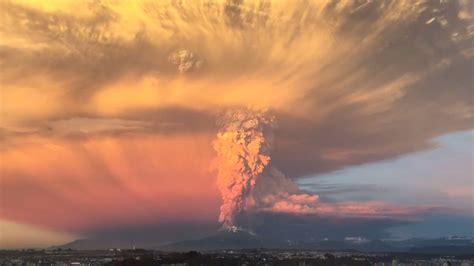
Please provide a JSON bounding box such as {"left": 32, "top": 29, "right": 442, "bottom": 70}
{"left": 212, "top": 108, "right": 438, "bottom": 230}
{"left": 212, "top": 108, "right": 275, "bottom": 228}
{"left": 0, "top": 0, "right": 472, "bottom": 237}
{"left": 168, "top": 49, "right": 204, "bottom": 74}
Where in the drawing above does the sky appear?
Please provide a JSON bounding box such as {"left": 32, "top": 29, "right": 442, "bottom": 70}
{"left": 0, "top": 0, "right": 473, "bottom": 249}
{"left": 298, "top": 130, "right": 473, "bottom": 239}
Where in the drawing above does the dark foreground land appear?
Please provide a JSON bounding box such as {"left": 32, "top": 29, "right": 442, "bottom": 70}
{"left": 1, "top": 249, "right": 473, "bottom": 266}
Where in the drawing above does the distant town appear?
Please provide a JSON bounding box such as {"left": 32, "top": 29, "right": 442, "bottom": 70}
{"left": 0, "top": 248, "right": 473, "bottom": 266}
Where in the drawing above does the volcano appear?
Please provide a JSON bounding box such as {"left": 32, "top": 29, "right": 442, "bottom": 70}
{"left": 159, "top": 228, "right": 289, "bottom": 251}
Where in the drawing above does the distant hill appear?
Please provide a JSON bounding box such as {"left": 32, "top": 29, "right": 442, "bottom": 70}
{"left": 159, "top": 229, "right": 289, "bottom": 251}
{"left": 409, "top": 245, "right": 474, "bottom": 255}
{"left": 160, "top": 235, "right": 474, "bottom": 254}
{"left": 54, "top": 233, "right": 474, "bottom": 255}
{"left": 52, "top": 238, "right": 160, "bottom": 250}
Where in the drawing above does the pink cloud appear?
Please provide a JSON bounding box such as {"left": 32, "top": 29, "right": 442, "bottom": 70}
{"left": 0, "top": 133, "right": 221, "bottom": 232}
{"left": 262, "top": 192, "right": 439, "bottom": 220}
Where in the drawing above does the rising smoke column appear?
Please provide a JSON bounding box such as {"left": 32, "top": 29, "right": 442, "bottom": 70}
{"left": 212, "top": 109, "right": 275, "bottom": 229}
{"left": 213, "top": 108, "right": 321, "bottom": 229}
{"left": 212, "top": 109, "right": 429, "bottom": 229}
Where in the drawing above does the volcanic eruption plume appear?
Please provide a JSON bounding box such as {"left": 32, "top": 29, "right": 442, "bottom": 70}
{"left": 212, "top": 109, "right": 430, "bottom": 230}
{"left": 213, "top": 108, "right": 322, "bottom": 230}
{"left": 212, "top": 109, "right": 275, "bottom": 229}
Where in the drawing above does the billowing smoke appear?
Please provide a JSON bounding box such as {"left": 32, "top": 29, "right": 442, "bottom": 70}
{"left": 213, "top": 108, "right": 432, "bottom": 229}
{"left": 212, "top": 108, "right": 275, "bottom": 229}
{"left": 168, "top": 49, "right": 204, "bottom": 74}
{"left": 213, "top": 108, "right": 322, "bottom": 229}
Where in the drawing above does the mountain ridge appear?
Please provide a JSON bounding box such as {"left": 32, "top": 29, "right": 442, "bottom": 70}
{"left": 54, "top": 232, "right": 474, "bottom": 255}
